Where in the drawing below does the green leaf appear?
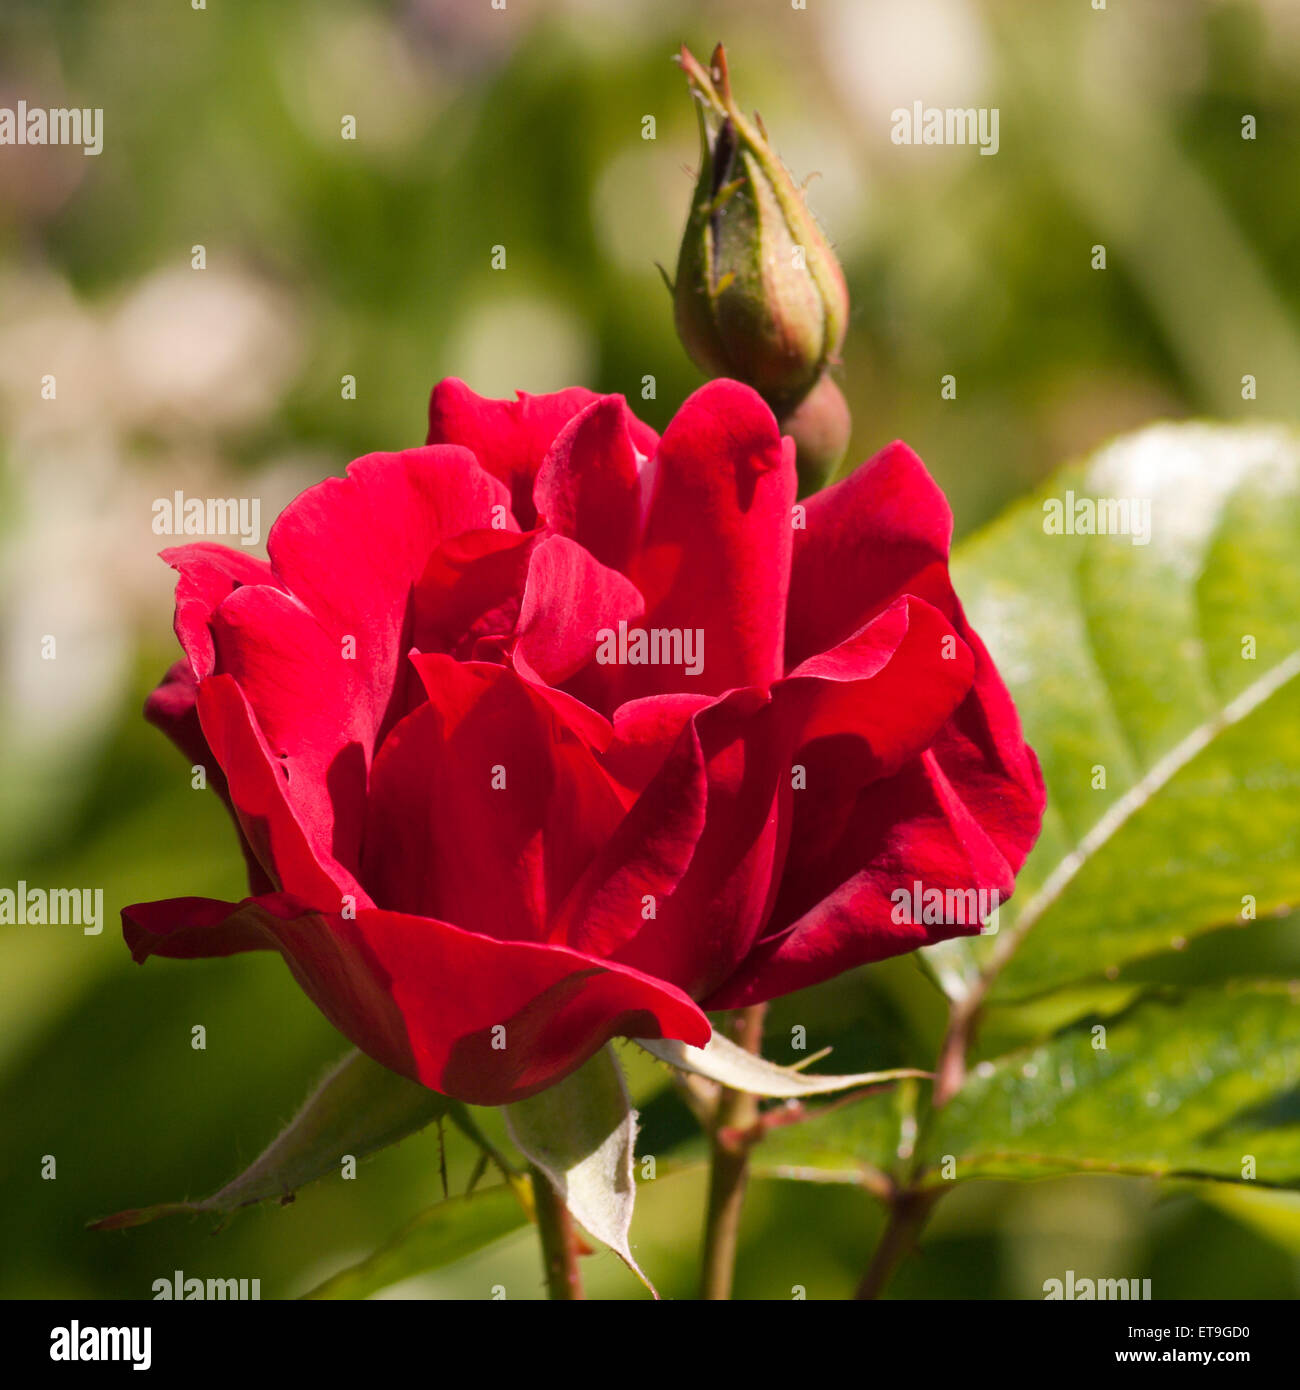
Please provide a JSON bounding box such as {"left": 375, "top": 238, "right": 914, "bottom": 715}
{"left": 945, "top": 423, "right": 1300, "bottom": 1000}
{"left": 91, "top": 1049, "right": 453, "bottom": 1229}
{"left": 300, "top": 1185, "right": 529, "bottom": 1300}
{"left": 916, "top": 983, "right": 1300, "bottom": 1187}
{"left": 503, "top": 1045, "right": 652, "bottom": 1293}
{"left": 635, "top": 1031, "right": 929, "bottom": 1097}
{"left": 1196, "top": 1185, "right": 1300, "bottom": 1256}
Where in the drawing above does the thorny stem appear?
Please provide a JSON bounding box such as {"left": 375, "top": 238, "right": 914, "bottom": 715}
{"left": 699, "top": 1003, "right": 767, "bottom": 1299}
{"left": 531, "top": 1165, "right": 584, "bottom": 1301}
{"left": 934, "top": 991, "right": 982, "bottom": 1108}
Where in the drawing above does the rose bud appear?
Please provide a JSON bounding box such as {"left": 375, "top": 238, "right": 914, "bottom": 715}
{"left": 673, "top": 45, "right": 850, "bottom": 449}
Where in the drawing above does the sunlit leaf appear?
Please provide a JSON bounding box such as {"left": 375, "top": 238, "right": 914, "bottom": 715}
{"left": 917, "top": 983, "right": 1300, "bottom": 1187}
{"left": 939, "top": 424, "right": 1300, "bottom": 1000}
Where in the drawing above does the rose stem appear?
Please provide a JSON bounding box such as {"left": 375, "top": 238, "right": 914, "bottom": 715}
{"left": 699, "top": 1002, "right": 767, "bottom": 1300}
{"left": 852, "top": 982, "right": 980, "bottom": 1298}
{"left": 530, "top": 1165, "right": 585, "bottom": 1300}
{"left": 853, "top": 1187, "right": 942, "bottom": 1300}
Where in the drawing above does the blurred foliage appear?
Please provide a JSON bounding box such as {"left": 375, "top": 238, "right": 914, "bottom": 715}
{"left": 2, "top": 0, "right": 1299, "bottom": 1298}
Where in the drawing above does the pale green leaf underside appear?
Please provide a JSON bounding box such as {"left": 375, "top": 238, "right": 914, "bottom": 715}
{"left": 636, "top": 1031, "right": 928, "bottom": 1097}
{"left": 503, "top": 1044, "right": 652, "bottom": 1293}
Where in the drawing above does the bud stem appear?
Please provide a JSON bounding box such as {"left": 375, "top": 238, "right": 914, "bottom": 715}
{"left": 780, "top": 373, "right": 851, "bottom": 496}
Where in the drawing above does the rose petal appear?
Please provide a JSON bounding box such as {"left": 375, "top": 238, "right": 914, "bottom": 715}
{"left": 787, "top": 441, "right": 1044, "bottom": 871}
{"left": 628, "top": 379, "right": 795, "bottom": 697}
{"left": 608, "top": 688, "right": 792, "bottom": 998}
{"left": 607, "top": 598, "right": 973, "bottom": 999}
{"left": 123, "top": 893, "right": 711, "bottom": 1105}
{"left": 266, "top": 444, "right": 512, "bottom": 746}
{"left": 534, "top": 395, "right": 653, "bottom": 573}
{"left": 427, "top": 377, "right": 639, "bottom": 529}
{"left": 551, "top": 716, "right": 709, "bottom": 958}
{"left": 786, "top": 442, "right": 953, "bottom": 665}
{"left": 160, "top": 543, "right": 280, "bottom": 681}
{"left": 706, "top": 750, "right": 1015, "bottom": 1007}
{"left": 195, "top": 674, "right": 369, "bottom": 911}
{"left": 144, "top": 661, "right": 275, "bottom": 897}
{"left": 208, "top": 584, "right": 376, "bottom": 877}
{"left": 410, "top": 527, "right": 537, "bottom": 662}
{"left": 514, "top": 533, "right": 645, "bottom": 695}
{"left": 363, "top": 656, "right": 626, "bottom": 941}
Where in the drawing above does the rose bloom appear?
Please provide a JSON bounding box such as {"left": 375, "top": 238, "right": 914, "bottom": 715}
{"left": 125, "top": 379, "right": 1044, "bottom": 1104}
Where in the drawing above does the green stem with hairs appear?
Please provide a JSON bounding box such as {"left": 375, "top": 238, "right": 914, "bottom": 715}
{"left": 531, "top": 1165, "right": 584, "bottom": 1301}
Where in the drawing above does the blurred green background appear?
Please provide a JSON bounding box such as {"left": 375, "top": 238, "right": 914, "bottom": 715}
{"left": 2, "top": 0, "right": 1299, "bottom": 1298}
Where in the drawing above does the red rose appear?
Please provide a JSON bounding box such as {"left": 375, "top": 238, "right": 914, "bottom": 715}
{"left": 124, "top": 378, "right": 1044, "bottom": 1104}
